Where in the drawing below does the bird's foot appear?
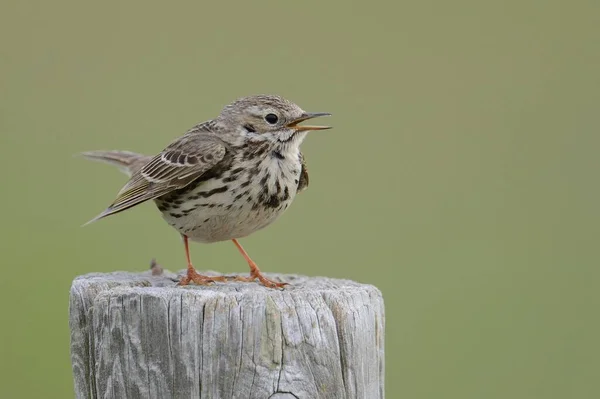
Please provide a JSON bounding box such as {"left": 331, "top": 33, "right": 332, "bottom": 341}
{"left": 234, "top": 271, "right": 288, "bottom": 289}
{"left": 178, "top": 268, "right": 226, "bottom": 286}
{"left": 228, "top": 239, "right": 288, "bottom": 289}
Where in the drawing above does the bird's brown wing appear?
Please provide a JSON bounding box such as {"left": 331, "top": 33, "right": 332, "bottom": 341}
{"left": 85, "top": 132, "right": 227, "bottom": 225}
{"left": 297, "top": 152, "right": 309, "bottom": 192}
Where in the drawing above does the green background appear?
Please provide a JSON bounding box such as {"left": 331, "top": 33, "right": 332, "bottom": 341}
{"left": 1, "top": 0, "right": 599, "bottom": 397}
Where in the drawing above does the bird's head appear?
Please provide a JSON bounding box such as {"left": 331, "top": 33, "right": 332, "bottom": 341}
{"left": 218, "top": 94, "right": 331, "bottom": 150}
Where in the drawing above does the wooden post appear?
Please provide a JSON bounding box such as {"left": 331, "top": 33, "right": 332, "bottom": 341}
{"left": 69, "top": 270, "right": 385, "bottom": 399}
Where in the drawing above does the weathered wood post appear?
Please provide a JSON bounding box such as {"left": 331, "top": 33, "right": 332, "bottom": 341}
{"left": 69, "top": 270, "right": 385, "bottom": 398}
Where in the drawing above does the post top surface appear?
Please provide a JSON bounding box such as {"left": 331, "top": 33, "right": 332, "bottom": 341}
{"left": 71, "top": 270, "right": 381, "bottom": 299}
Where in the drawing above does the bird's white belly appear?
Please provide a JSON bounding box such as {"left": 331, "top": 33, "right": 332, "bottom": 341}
{"left": 168, "top": 201, "right": 287, "bottom": 243}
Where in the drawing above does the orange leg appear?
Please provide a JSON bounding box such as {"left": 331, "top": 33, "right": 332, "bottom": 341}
{"left": 231, "top": 239, "right": 288, "bottom": 289}
{"left": 178, "top": 235, "right": 225, "bottom": 286}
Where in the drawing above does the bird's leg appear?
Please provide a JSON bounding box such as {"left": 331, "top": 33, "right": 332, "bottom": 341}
{"left": 231, "top": 239, "right": 288, "bottom": 289}
{"left": 178, "top": 235, "right": 225, "bottom": 285}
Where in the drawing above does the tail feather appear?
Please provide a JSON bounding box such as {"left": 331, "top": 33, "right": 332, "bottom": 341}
{"left": 80, "top": 150, "right": 153, "bottom": 226}
{"left": 79, "top": 150, "right": 151, "bottom": 177}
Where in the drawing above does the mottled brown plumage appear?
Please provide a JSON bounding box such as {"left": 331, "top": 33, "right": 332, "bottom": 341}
{"left": 82, "top": 95, "right": 330, "bottom": 288}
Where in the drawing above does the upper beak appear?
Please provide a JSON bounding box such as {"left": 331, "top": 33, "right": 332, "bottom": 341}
{"left": 286, "top": 112, "right": 332, "bottom": 131}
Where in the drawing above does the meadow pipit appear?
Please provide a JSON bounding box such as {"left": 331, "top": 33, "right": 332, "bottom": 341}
{"left": 82, "top": 95, "right": 331, "bottom": 288}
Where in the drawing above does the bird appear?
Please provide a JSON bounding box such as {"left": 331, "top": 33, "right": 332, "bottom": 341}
{"left": 81, "top": 95, "right": 331, "bottom": 288}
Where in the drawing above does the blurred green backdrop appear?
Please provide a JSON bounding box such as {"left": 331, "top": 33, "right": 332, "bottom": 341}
{"left": 1, "top": 0, "right": 599, "bottom": 398}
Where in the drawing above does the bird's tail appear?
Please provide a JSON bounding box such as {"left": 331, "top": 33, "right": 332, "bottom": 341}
{"left": 79, "top": 150, "right": 152, "bottom": 177}
{"left": 79, "top": 150, "right": 153, "bottom": 226}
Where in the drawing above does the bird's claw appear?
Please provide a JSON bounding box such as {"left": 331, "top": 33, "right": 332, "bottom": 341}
{"left": 178, "top": 269, "right": 226, "bottom": 286}
{"left": 234, "top": 272, "right": 288, "bottom": 289}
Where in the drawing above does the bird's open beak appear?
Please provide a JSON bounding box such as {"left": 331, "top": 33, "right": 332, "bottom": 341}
{"left": 286, "top": 112, "right": 332, "bottom": 131}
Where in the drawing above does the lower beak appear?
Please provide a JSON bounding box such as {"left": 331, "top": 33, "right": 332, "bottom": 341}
{"left": 286, "top": 112, "right": 332, "bottom": 131}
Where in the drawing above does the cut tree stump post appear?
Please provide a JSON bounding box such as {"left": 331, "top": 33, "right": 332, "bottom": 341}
{"left": 69, "top": 270, "right": 385, "bottom": 399}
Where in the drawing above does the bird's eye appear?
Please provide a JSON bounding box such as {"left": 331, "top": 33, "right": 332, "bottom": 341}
{"left": 264, "top": 113, "right": 279, "bottom": 124}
